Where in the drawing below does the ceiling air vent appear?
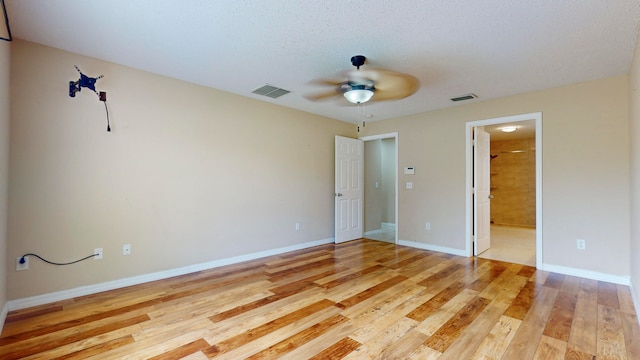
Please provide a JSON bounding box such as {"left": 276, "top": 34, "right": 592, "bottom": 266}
{"left": 450, "top": 93, "right": 478, "bottom": 102}
{"left": 252, "top": 84, "right": 290, "bottom": 99}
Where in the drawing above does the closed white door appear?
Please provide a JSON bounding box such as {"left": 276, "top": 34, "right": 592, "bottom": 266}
{"left": 474, "top": 127, "right": 491, "bottom": 255}
{"left": 335, "top": 136, "right": 363, "bottom": 243}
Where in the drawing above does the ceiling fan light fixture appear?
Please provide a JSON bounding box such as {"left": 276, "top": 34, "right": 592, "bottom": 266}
{"left": 343, "top": 84, "right": 375, "bottom": 104}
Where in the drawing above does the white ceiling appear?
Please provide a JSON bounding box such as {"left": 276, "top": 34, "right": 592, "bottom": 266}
{"left": 5, "top": 1, "right": 640, "bottom": 123}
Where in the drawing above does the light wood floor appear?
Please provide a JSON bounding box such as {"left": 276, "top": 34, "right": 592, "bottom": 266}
{"left": 1, "top": 239, "right": 638, "bottom": 359}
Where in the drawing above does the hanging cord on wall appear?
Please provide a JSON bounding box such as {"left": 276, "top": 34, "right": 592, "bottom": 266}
{"left": 99, "top": 91, "right": 111, "bottom": 132}
{"left": 104, "top": 101, "right": 111, "bottom": 132}
{"left": 19, "top": 253, "right": 98, "bottom": 266}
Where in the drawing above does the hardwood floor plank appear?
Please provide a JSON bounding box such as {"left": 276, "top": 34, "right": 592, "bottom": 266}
{"left": 345, "top": 285, "right": 431, "bottom": 344}
{"left": 467, "top": 262, "right": 507, "bottom": 291}
{"left": 438, "top": 284, "right": 525, "bottom": 360}
{"left": 336, "top": 275, "right": 408, "bottom": 309}
{"left": 423, "top": 296, "right": 491, "bottom": 352}
{"left": 597, "top": 304, "right": 627, "bottom": 359}
{"left": 407, "top": 281, "right": 466, "bottom": 322}
{"left": 503, "top": 279, "right": 540, "bottom": 320}
{"left": 544, "top": 272, "right": 566, "bottom": 289}
{"left": 202, "top": 299, "right": 336, "bottom": 357}
{"left": 578, "top": 278, "right": 599, "bottom": 302}
{"left": 406, "top": 345, "right": 443, "bottom": 359}
{"left": 0, "top": 314, "right": 149, "bottom": 360}
{"left": 307, "top": 337, "right": 361, "bottom": 360}
{"left": 476, "top": 262, "right": 527, "bottom": 301}
{"left": 469, "top": 315, "right": 521, "bottom": 360}
{"left": 51, "top": 335, "right": 136, "bottom": 360}
{"left": 203, "top": 287, "right": 328, "bottom": 345}
{"left": 617, "top": 284, "right": 637, "bottom": 314}
{"left": 342, "top": 317, "right": 418, "bottom": 359}
{"left": 567, "top": 296, "right": 598, "bottom": 357}
{"left": 543, "top": 290, "right": 578, "bottom": 341}
{"left": 314, "top": 264, "right": 385, "bottom": 288}
{"left": 379, "top": 329, "right": 429, "bottom": 359}
{"left": 4, "top": 304, "right": 64, "bottom": 324}
{"left": 276, "top": 316, "right": 356, "bottom": 360}
{"left": 323, "top": 270, "right": 402, "bottom": 304}
{"left": 501, "top": 286, "right": 559, "bottom": 359}
{"left": 212, "top": 305, "right": 344, "bottom": 360}
{"left": 598, "top": 281, "right": 620, "bottom": 309}
{"left": 414, "top": 288, "right": 479, "bottom": 336}
{"left": 244, "top": 314, "right": 349, "bottom": 359}
{"left": 417, "top": 263, "right": 466, "bottom": 288}
{"left": 532, "top": 335, "right": 568, "bottom": 360}
{"left": 620, "top": 311, "right": 640, "bottom": 359}
{"left": 2, "top": 239, "right": 637, "bottom": 359}
{"left": 147, "top": 338, "right": 210, "bottom": 360}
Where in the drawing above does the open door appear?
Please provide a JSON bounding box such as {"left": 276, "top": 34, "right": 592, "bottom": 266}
{"left": 474, "top": 127, "right": 491, "bottom": 255}
{"left": 335, "top": 136, "right": 363, "bottom": 243}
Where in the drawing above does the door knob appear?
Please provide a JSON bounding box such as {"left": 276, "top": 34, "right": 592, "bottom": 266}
{"left": 488, "top": 194, "right": 494, "bottom": 199}
{"left": 335, "top": 193, "right": 343, "bottom": 197}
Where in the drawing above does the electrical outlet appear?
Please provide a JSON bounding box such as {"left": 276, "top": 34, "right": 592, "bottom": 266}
{"left": 295, "top": 223, "right": 300, "bottom": 231}
{"left": 94, "top": 248, "right": 103, "bottom": 260}
{"left": 425, "top": 222, "right": 431, "bottom": 231}
{"left": 576, "top": 239, "right": 586, "bottom": 250}
{"left": 123, "top": 244, "right": 131, "bottom": 255}
{"left": 16, "top": 256, "right": 29, "bottom": 271}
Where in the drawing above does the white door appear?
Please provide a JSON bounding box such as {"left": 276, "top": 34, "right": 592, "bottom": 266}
{"left": 335, "top": 136, "right": 364, "bottom": 243}
{"left": 474, "top": 127, "right": 491, "bottom": 255}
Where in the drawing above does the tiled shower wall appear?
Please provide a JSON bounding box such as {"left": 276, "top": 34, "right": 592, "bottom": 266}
{"left": 490, "top": 138, "right": 536, "bottom": 227}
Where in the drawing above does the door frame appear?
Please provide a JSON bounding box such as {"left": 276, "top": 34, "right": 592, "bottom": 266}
{"left": 465, "top": 112, "right": 543, "bottom": 269}
{"left": 360, "top": 132, "right": 399, "bottom": 244}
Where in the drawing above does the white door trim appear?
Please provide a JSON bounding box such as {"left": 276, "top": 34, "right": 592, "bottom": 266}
{"left": 360, "top": 132, "right": 399, "bottom": 244}
{"left": 465, "top": 113, "right": 543, "bottom": 269}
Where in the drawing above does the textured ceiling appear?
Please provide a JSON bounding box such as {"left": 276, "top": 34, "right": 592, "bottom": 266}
{"left": 5, "top": 1, "right": 640, "bottom": 124}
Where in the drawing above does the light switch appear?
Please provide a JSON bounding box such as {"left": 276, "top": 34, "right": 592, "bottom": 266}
{"left": 406, "top": 182, "right": 413, "bottom": 189}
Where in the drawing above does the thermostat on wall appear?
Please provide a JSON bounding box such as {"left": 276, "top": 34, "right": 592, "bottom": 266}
{"left": 404, "top": 167, "right": 415, "bottom": 175}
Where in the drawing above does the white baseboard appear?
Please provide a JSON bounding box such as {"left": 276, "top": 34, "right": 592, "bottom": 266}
{"left": 541, "top": 264, "right": 630, "bottom": 286}
{"left": 398, "top": 240, "right": 633, "bottom": 287}
{"left": 398, "top": 240, "right": 467, "bottom": 257}
{"left": 6, "top": 238, "right": 335, "bottom": 312}
{"left": 364, "top": 229, "right": 381, "bottom": 236}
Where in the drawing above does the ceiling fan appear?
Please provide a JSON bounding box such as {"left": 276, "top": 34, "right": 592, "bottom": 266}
{"left": 306, "top": 55, "right": 419, "bottom": 104}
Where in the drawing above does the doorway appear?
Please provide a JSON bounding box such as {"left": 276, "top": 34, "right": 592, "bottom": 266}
{"left": 361, "top": 132, "right": 398, "bottom": 244}
{"left": 466, "top": 113, "right": 542, "bottom": 268}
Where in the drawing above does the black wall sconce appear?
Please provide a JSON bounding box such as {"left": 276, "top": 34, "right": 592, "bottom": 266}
{"left": 1, "top": 0, "right": 12, "bottom": 42}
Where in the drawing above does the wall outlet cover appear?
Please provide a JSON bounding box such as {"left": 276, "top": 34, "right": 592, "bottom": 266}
{"left": 16, "top": 256, "right": 29, "bottom": 271}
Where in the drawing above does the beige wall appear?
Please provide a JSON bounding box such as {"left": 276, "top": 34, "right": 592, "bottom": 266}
{"left": 361, "top": 75, "right": 630, "bottom": 277}
{"left": 0, "top": 41, "right": 10, "bottom": 314}
{"left": 490, "top": 138, "right": 536, "bottom": 227}
{"left": 630, "top": 29, "right": 640, "bottom": 305}
{"left": 7, "top": 40, "right": 355, "bottom": 299}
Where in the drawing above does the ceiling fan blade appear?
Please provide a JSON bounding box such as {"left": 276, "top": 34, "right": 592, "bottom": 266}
{"left": 308, "top": 78, "right": 344, "bottom": 86}
{"left": 305, "top": 89, "right": 341, "bottom": 101}
{"left": 369, "top": 69, "right": 419, "bottom": 101}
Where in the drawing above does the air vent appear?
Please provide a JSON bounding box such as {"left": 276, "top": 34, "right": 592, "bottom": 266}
{"left": 252, "top": 85, "right": 290, "bottom": 99}
{"left": 450, "top": 93, "right": 478, "bottom": 102}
